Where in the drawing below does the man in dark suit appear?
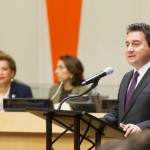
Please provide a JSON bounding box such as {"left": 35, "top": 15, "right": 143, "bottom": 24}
{"left": 103, "top": 23, "right": 150, "bottom": 137}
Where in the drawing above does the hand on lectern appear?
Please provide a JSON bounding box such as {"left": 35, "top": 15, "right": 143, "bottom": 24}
{"left": 120, "top": 123, "right": 142, "bottom": 137}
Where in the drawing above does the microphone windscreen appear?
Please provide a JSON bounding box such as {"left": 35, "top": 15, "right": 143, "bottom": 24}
{"left": 104, "top": 67, "right": 113, "bottom": 75}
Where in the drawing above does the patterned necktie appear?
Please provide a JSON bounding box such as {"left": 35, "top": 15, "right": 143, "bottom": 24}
{"left": 125, "top": 71, "right": 139, "bottom": 108}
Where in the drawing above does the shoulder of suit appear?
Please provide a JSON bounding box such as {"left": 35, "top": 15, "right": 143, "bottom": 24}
{"left": 11, "top": 80, "right": 31, "bottom": 89}
{"left": 123, "top": 70, "right": 134, "bottom": 78}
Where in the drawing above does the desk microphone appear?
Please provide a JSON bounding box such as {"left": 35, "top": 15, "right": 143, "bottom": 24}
{"left": 81, "top": 67, "right": 113, "bottom": 86}
{"left": 50, "top": 81, "right": 64, "bottom": 101}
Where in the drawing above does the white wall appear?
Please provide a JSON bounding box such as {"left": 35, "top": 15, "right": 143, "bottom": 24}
{"left": 79, "top": 0, "right": 150, "bottom": 85}
{"left": 0, "top": 0, "right": 150, "bottom": 98}
{"left": 78, "top": 0, "right": 150, "bottom": 98}
{"left": 0, "top": 0, "right": 53, "bottom": 85}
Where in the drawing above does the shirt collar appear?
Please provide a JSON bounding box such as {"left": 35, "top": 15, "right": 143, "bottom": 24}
{"left": 134, "top": 61, "right": 150, "bottom": 77}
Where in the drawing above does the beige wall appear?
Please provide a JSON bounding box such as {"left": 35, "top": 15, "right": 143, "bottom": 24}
{"left": 79, "top": 0, "right": 150, "bottom": 85}
{"left": 0, "top": 0, "right": 52, "bottom": 85}
{"left": 0, "top": 0, "right": 150, "bottom": 98}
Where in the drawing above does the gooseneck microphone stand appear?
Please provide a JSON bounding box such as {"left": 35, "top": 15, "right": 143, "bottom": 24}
{"left": 57, "top": 80, "right": 99, "bottom": 110}
{"left": 50, "top": 81, "right": 64, "bottom": 101}
{"left": 55, "top": 80, "right": 99, "bottom": 150}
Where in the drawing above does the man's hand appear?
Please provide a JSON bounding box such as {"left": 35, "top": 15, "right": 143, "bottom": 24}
{"left": 120, "top": 123, "right": 142, "bottom": 137}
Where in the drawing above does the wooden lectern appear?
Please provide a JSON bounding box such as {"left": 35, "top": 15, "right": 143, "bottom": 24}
{"left": 27, "top": 108, "right": 124, "bottom": 150}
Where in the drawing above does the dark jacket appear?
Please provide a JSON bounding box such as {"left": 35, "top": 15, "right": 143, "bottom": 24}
{"left": 9, "top": 80, "right": 33, "bottom": 98}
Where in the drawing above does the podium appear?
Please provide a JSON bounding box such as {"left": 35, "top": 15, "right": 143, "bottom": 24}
{"left": 26, "top": 108, "right": 124, "bottom": 150}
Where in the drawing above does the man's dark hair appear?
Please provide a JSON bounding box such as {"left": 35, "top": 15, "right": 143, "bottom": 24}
{"left": 127, "top": 23, "right": 150, "bottom": 46}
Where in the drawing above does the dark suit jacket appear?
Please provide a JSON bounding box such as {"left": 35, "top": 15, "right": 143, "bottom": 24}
{"left": 9, "top": 80, "right": 33, "bottom": 98}
{"left": 103, "top": 67, "right": 150, "bottom": 129}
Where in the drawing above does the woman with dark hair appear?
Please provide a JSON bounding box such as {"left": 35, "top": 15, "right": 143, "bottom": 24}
{"left": 49, "top": 55, "right": 89, "bottom": 104}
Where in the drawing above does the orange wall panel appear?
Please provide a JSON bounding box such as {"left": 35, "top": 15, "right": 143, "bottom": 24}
{"left": 46, "top": 0, "right": 82, "bottom": 83}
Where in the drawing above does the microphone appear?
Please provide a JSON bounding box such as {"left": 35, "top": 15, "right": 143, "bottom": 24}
{"left": 81, "top": 67, "right": 113, "bottom": 86}
{"left": 50, "top": 81, "right": 64, "bottom": 101}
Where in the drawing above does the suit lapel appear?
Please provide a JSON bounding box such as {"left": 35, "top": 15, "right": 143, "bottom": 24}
{"left": 9, "top": 81, "right": 17, "bottom": 98}
{"left": 121, "top": 68, "right": 150, "bottom": 121}
{"left": 119, "top": 71, "right": 133, "bottom": 119}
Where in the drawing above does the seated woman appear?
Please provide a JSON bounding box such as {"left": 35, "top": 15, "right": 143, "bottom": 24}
{"left": 0, "top": 51, "right": 33, "bottom": 110}
{"left": 49, "top": 55, "right": 89, "bottom": 104}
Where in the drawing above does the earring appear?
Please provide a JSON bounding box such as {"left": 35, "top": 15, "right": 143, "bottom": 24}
{"left": 11, "top": 78, "right": 14, "bottom": 82}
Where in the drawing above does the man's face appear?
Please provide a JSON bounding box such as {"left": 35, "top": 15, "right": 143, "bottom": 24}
{"left": 125, "top": 31, "right": 150, "bottom": 70}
